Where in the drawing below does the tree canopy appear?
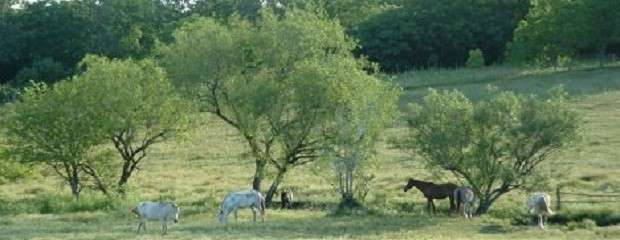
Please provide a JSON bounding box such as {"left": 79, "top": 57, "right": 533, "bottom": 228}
{"left": 0, "top": 55, "right": 193, "bottom": 197}
{"left": 158, "top": 9, "right": 401, "bottom": 205}
{"left": 405, "top": 86, "right": 582, "bottom": 214}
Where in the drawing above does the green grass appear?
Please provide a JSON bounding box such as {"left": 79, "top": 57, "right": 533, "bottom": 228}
{"left": 2, "top": 63, "right": 620, "bottom": 239}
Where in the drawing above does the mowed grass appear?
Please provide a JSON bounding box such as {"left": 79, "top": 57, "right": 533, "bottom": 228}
{"left": 1, "top": 64, "right": 620, "bottom": 239}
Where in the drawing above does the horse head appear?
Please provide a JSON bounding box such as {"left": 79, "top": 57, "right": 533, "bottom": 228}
{"left": 404, "top": 178, "right": 422, "bottom": 192}
{"left": 171, "top": 203, "right": 180, "bottom": 223}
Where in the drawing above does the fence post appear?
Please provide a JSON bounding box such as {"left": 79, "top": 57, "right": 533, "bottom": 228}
{"left": 556, "top": 186, "right": 562, "bottom": 211}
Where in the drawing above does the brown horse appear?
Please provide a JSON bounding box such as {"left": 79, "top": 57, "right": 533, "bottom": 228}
{"left": 404, "top": 178, "right": 457, "bottom": 214}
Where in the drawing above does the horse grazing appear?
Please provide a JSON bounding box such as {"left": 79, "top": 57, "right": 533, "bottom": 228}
{"left": 404, "top": 178, "right": 457, "bottom": 214}
{"left": 131, "top": 201, "right": 180, "bottom": 235}
{"left": 281, "top": 189, "right": 294, "bottom": 209}
{"left": 454, "top": 186, "right": 476, "bottom": 218}
{"left": 218, "top": 189, "right": 265, "bottom": 223}
{"left": 528, "top": 192, "right": 554, "bottom": 230}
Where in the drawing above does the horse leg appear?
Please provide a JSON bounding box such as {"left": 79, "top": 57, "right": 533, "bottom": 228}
{"left": 137, "top": 220, "right": 143, "bottom": 234}
{"left": 252, "top": 207, "right": 257, "bottom": 222}
{"left": 426, "top": 198, "right": 432, "bottom": 214}
{"left": 537, "top": 214, "right": 543, "bottom": 229}
{"left": 449, "top": 195, "right": 456, "bottom": 215}
{"left": 234, "top": 209, "right": 238, "bottom": 222}
{"left": 162, "top": 220, "right": 167, "bottom": 235}
{"left": 429, "top": 199, "right": 437, "bottom": 214}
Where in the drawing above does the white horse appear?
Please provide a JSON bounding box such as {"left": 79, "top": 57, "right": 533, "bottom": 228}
{"left": 528, "top": 192, "right": 553, "bottom": 230}
{"left": 218, "top": 189, "right": 265, "bottom": 223}
{"left": 131, "top": 201, "right": 180, "bottom": 235}
{"left": 454, "top": 186, "right": 476, "bottom": 218}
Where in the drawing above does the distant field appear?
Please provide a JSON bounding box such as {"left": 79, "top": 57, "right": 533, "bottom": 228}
{"left": 1, "top": 64, "right": 620, "bottom": 239}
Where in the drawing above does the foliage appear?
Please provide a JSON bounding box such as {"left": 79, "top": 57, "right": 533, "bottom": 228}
{"left": 0, "top": 150, "right": 33, "bottom": 184}
{"left": 67, "top": 55, "right": 195, "bottom": 194}
{"left": 158, "top": 9, "right": 400, "bottom": 205}
{"left": 10, "top": 57, "right": 69, "bottom": 87}
{"left": 354, "top": 0, "right": 530, "bottom": 72}
{"left": 507, "top": 0, "right": 595, "bottom": 67}
{"left": 582, "top": 0, "right": 620, "bottom": 65}
{"left": 466, "top": 49, "right": 485, "bottom": 68}
{"left": 0, "top": 0, "right": 184, "bottom": 86}
{"left": 0, "top": 55, "right": 192, "bottom": 198}
{"left": 405, "top": 85, "right": 583, "bottom": 214}
{"left": 0, "top": 81, "right": 112, "bottom": 198}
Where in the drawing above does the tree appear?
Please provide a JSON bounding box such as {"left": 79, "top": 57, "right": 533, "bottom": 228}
{"left": 0, "top": 138, "right": 33, "bottom": 184}
{"left": 70, "top": 55, "right": 194, "bottom": 194}
{"left": 159, "top": 9, "right": 400, "bottom": 205}
{"left": 354, "top": 0, "right": 530, "bottom": 72}
{"left": 582, "top": 0, "right": 620, "bottom": 66}
{"left": 319, "top": 75, "right": 399, "bottom": 208}
{"left": 0, "top": 81, "right": 112, "bottom": 198}
{"left": 0, "top": 55, "right": 193, "bottom": 197}
{"left": 507, "top": 0, "right": 594, "bottom": 67}
{"left": 405, "top": 86, "right": 582, "bottom": 214}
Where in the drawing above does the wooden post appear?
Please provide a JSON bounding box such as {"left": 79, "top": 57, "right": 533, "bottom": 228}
{"left": 556, "top": 186, "right": 562, "bottom": 211}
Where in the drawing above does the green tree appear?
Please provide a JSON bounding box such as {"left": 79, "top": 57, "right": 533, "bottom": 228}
{"left": 507, "top": 0, "right": 593, "bottom": 67}
{"left": 405, "top": 86, "right": 582, "bottom": 214}
{"left": 354, "top": 0, "right": 529, "bottom": 71}
{"left": 0, "top": 55, "right": 193, "bottom": 197}
{"left": 318, "top": 72, "right": 399, "bottom": 208}
{"left": 1, "top": 81, "right": 112, "bottom": 198}
{"left": 159, "top": 9, "right": 400, "bottom": 205}
{"left": 71, "top": 55, "right": 194, "bottom": 194}
{"left": 582, "top": 0, "right": 620, "bottom": 66}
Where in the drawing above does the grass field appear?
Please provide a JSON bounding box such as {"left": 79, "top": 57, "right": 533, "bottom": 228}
{"left": 1, "top": 64, "right": 620, "bottom": 239}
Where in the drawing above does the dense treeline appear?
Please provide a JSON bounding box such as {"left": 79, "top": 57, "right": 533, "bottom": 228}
{"left": 353, "top": 0, "right": 531, "bottom": 71}
{"left": 2, "top": 0, "right": 619, "bottom": 85}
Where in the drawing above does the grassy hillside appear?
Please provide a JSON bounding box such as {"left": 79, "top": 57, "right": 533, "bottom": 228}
{"left": 1, "top": 64, "right": 620, "bottom": 239}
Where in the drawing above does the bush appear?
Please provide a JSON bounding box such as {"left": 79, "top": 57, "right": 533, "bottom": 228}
{"left": 466, "top": 49, "right": 485, "bottom": 68}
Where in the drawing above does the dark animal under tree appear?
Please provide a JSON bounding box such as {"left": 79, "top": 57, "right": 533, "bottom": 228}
{"left": 280, "top": 189, "right": 293, "bottom": 209}
{"left": 404, "top": 178, "right": 457, "bottom": 214}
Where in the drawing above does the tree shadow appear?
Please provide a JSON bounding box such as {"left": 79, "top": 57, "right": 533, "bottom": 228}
{"left": 180, "top": 213, "right": 441, "bottom": 239}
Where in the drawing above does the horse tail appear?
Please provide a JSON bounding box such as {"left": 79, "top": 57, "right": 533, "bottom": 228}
{"left": 454, "top": 188, "right": 462, "bottom": 214}
{"left": 260, "top": 195, "right": 266, "bottom": 215}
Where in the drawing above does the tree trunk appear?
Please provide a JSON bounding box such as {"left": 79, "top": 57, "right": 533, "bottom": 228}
{"left": 252, "top": 159, "right": 266, "bottom": 192}
{"left": 264, "top": 168, "right": 287, "bottom": 208}
{"left": 117, "top": 158, "right": 133, "bottom": 194}
{"left": 476, "top": 198, "right": 492, "bottom": 214}
{"left": 69, "top": 163, "right": 80, "bottom": 200}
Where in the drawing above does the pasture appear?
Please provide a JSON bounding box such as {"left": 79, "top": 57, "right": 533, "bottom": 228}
{"left": 1, "top": 64, "right": 620, "bottom": 239}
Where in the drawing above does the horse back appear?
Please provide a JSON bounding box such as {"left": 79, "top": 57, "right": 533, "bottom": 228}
{"left": 454, "top": 186, "right": 476, "bottom": 203}
{"left": 428, "top": 183, "right": 458, "bottom": 198}
{"left": 135, "top": 201, "right": 173, "bottom": 220}
{"left": 223, "top": 190, "right": 263, "bottom": 210}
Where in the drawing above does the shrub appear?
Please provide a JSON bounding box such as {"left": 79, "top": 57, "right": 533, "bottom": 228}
{"left": 466, "top": 49, "right": 485, "bottom": 68}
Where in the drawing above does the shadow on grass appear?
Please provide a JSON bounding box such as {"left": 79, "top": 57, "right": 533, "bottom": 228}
{"left": 179, "top": 213, "right": 441, "bottom": 239}
{"left": 479, "top": 224, "right": 508, "bottom": 234}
